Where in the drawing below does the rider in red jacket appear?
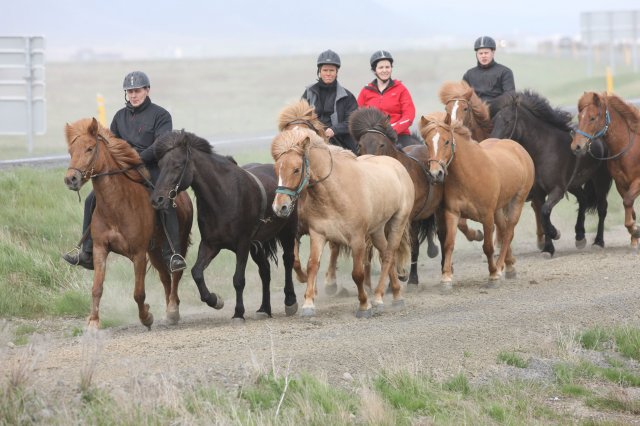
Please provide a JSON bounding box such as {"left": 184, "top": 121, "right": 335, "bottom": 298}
{"left": 357, "top": 50, "right": 416, "bottom": 147}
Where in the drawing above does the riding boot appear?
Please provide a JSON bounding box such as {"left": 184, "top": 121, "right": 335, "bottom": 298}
{"left": 159, "top": 207, "right": 186, "bottom": 272}
{"left": 63, "top": 191, "right": 95, "bottom": 270}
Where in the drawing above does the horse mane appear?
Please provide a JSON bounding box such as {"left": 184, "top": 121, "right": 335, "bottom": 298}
{"left": 439, "top": 80, "right": 491, "bottom": 128}
{"left": 600, "top": 93, "right": 640, "bottom": 134}
{"left": 419, "top": 112, "right": 471, "bottom": 142}
{"left": 491, "top": 90, "right": 573, "bottom": 132}
{"left": 155, "top": 130, "right": 238, "bottom": 165}
{"left": 272, "top": 127, "right": 355, "bottom": 160}
{"left": 277, "top": 99, "right": 327, "bottom": 138}
{"left": 349, "top": 107, "right": 398, "bottom": 142}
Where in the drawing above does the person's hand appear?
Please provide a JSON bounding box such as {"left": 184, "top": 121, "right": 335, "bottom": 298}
{"left": 325, "top": 128, "right": 335, "bottom": 138}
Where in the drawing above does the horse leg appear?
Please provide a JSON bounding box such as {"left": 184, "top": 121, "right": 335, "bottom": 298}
{"left": 408, "top": 222, "right": 420, "bottom": 285}
{"left": 87, "top": 248, "right": 108, "bottom": 330}
{"left": 594, "top": 186, "right": 609, "bottom": 248}
{"left": 530, "top": 196, "right": 545, "bottom": 251}
{"left": 493, "top": 208, "right": 508, "bottom": 276}
{"left": 540, "top": 187, "right": 565, "bottom": 257}
{"left": 301, "top": 232, "right": 326, "bottom": 317}
{"left": 323, "top": 242, "right": 339, "bottom": 295}
{"left": 457, "top": 218, "right": 483, "bottom": 242}
{"left": 350, "top": 239, "right": 371, "bottom": 318}
{"left": 279, "top": 226, "right": 298, "bottom": 316}
{"left": 132, "top": 252, "right": 153, "bottom": 329}
{"left": 574, "top": 191, "right": 587, "bottom": 249}
{"left": 620, "top": 181, "right": 640, "bottom": 247}
{"left": 481, "top": 216, "right": 499, "bottom": 283}
{"left": 369, "top": 229, "right": 389, "bottom": 313}
{"left": 191, "top": 242, "right": 224, "bottom": 310}
{"left": 292, "top": 237, "right": 308, "bottom": 283}
{"left": 231, "top": 245, "right": 251, "bottom": 321}
{"left": 149, "top": 247, "right": 181, "bottom": 325}
{"left": 250, "top": 244, "right": 272, "bottom": 319}
{"left": 503, "top": 197, "right": 528, "bottom": 279}
{"left": 440, "top": 210, "right": 460, "bottom": 285}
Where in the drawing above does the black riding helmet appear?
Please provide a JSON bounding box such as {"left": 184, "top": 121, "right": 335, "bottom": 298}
{"left": 317, "top": 49, "right": 341, "bottom": 68}
{"left": 123, "top": 71, "right": 150, "bottom": 90}
{"left": 370, "top": 50, "right": 393, "bottom": 70}
{"left": 474, "top": 36, "right": 497, "bottom": 51}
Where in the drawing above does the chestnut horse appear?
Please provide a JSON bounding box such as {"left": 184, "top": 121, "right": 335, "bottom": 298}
{"left": 272, "top": 127, "right": 414, "bottom": 317}
{"left": 350, "top": 107, "right": 483, "bottom": 285}
{"left": 419, "top": 114, "right": 534, "bottom": 285}
{"left": 64, "top": 118, "right": 193, "bottom": 329}
{"left": 572, "top": 92, "right": 640, "bottom": 248}
{"left": 439, "top": 80, "right": 493, "bottom": 142}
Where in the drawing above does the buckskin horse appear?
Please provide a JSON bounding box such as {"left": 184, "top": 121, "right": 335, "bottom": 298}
{"left": 64, "top": 118, "right": 193, "bottom": 329}
{"left": 572, "top": 91, "right": 640, "bottom": 248}
{"left": 272, "top": 127, "right": 414, "bottom": 317}
{"left": 420, "top": 113, "right": 534, "bottom": 286}
{"left": 150, "top": 130, "right": 298, "bottom": 322}
{"left": 491, "top": 90, "right": 612, "bottom": 256}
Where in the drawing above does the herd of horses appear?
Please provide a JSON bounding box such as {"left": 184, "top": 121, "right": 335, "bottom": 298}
{"left": 63, "top": 82, "right": 640, "bottom": 329}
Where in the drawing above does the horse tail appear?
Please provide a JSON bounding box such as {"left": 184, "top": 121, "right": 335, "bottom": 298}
{"left": 415, "top": 216, "right": 435, "bottom": 246}
{"left": 254, "top": 238, "right": 279, "bottom": 265}
{"left": 395, "top": 220, "right": 412, "bottom": 277}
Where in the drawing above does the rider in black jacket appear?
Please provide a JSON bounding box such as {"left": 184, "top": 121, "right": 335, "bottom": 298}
{"left": 63, "top": 71, "right": 186, "bottom": 272}
{"left": 302, "top": 49, "right": 359, "bottom": 153}
{"left": 463, "top": 36, "right": 515, "bottom": 104}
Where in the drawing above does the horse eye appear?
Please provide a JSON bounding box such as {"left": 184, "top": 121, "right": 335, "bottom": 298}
{"left": 85, "top": 146, "right": 94, "bottom": 153}
{"left": 293, "top": 168, "right": 300, "bottom": 174}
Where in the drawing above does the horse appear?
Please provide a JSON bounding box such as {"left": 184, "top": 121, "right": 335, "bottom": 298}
{"left": 491, "top": 90, "right": 612, "bottom": 256}
{"left": 350, "top": 107, "right": 483, "bottom": 285}
{"left": 150, "top": 130, "right": 298, "bottom": 322}
{"left": 439, "top": 80, "right": 493, "bottom": 142}
{"left": 277, "top": 99, "right": 344, "bottom": 295}
{"left": 419, "top": 113, "right": 535, "bottom": 285}
{"left": 64, "top": 118, "right": 193, "bottom": 329}
{"left": 572, "top": 91, "right": 640, "bottom": 248}
{"left": 272, "top": 127, "right": 414, "bottom": 317}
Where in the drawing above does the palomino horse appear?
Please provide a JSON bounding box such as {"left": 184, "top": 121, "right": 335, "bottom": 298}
{"left": 150, "top": 130, "right": 298, "bottom": 321}
{"left": 439, "top": 80, "right": 493, "bottom": 142}
{"left": 572, "top": 92, "right": 640, "bottom": 248}
{"left": 491, "top": 91, "right": 612, "bottom": 256}
{"left": 420, "top": 114, "right": 534, "bottom": 285}
{"left": 272, "top": 127, "right": 414, "bottom": 317}
{"left": 64, "top": 118, "right": 193, "bottom": 329}
{"left": 277, "top": 99, "right": 344, "bottom": 295}
{"left": 350, "top": 107, "right": 483, "bottom": 285}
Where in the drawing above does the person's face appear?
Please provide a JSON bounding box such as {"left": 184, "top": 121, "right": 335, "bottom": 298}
{"left": 126, "top": 87, "right": 149, "bottom": 107}
{"left": 476, "top": 48, "right": 495, "bottom": 66}
{"left": 374, "top": 60, "right": 392, "bottom": 81}
{"left": 319, "top": 65, "right": 338, "bottom": 84}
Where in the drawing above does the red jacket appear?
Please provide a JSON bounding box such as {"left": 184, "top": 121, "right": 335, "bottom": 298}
{"left": 357, "top": 79, "right": 416, "bottom": 135}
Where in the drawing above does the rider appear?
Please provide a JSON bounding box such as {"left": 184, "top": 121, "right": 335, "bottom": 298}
{"left": 357, "top": 50, "right": 416, "bottom": 148}
{"left": 63, "top": 71, "right": 186, "bottom": 272}
{"left": 462, "top": 36, "right": 515, "bottom": 104}
{"left": 302, "top": 49, "right": 358, "bottom": 153}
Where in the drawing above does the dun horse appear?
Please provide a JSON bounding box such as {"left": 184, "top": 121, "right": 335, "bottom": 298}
{"left": 491, "top": 90, "right": 612, "bottom": 256}
{"left": 150, "top": 130, "right": 298, "bottom": 321}
{"left": 420, "top": 114, "right": 534, "bottom": 285}
{"left": 64, "top": 118, "right": 193, "bottom": 329}
{"left": 272, "top": 127, "right": 414, "bottom": 317}
{"left": 350, "top": 107, "right": 483, "bottom": 285}
{"left": 572, "top": 92, "right": 640, "bottom": 248}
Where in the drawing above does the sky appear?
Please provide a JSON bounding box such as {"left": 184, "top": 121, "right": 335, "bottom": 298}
{"left": 2, "top": 0, "right": 639, "bottom": 61}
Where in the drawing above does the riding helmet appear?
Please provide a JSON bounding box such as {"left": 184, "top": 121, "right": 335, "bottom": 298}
{"left": 123, "top": 71, "right": 150, "bottom": 90}
{"left": 370, "top": 50, "right": 393, "bottom": 70}
{"left": 474, "top": 36, "right": 497, "bottom": 51}
{"left": 317, "top": 49, "right": 341, "bottom": 68}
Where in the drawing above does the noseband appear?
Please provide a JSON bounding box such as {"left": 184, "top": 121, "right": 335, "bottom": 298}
{"left": 275, "top": 147, "right": 334, "bottom": 202}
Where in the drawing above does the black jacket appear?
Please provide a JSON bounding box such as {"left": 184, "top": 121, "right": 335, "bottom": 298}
{"left": 302, "top": 81, "right": 358, "bottom": 152}
{"left": 110, "top": 97, "right": 172, "bottom": 168}
{"left": 462, "top": 60, "right": 515, "bottom": 104}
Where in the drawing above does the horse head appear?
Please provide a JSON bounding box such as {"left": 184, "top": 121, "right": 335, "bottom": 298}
{"left": 440, "top": 80, "right": 474, "bottom": 123}
{"left": 572, "top": 92, "right": 608, "bottom": 157}
{"left": 419, "top": 112, "right": 462, "bottom": 184}
{"left": 151, "top": 130, "right": 198, "bottom": 210}
{"left": 489, "top": 92, "right": 519, "bottom": 140}
{"left": 278, "top": 99, "right": 327, "bottom": 139}
{"left": 64, "top": 117, "right": 110, "bottom": 191}
{"left": 349, "top": 107, "right": 398, "bottom": 156}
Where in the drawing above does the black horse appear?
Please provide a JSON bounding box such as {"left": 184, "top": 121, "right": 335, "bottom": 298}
{"left": 490, "top": 90, "right": 612, "bottom": 256}
{"left": 150, "top": 130, "right": 298, "bottom": 321}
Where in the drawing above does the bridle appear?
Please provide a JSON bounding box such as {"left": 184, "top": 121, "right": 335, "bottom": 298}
{"left": 162, "top": 145, "right": 192, "bottom": 208}
{"left": 573, "top": 104, "right": 634, "bottom": 161}
{"left": 426, "top": 129, "right": 456, "bottom": 180}
{"left": 446, "top": 98, "right": 471, "bottom": 122}
{"left": 275, "top": 147, "right": 333, "bottom": 202}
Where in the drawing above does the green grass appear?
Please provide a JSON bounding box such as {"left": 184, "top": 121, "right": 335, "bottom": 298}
{"left": 579, "top": 326, "right": 611, "bottom": 351}
{"left": 497, "top": 351, "right": 529, "bottom": 368}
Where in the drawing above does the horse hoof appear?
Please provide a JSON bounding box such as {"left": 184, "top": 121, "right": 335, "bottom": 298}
{"left": 474, "top": 230, "right": 484, "bottom": 242}
{"left": 505, "top": 269, "right": 517, "bottom": 279}
{"left": 439, "top": 282, "right": 453, "bottom": 294}
{"left": 537, "top": 240, "right": 545, "bottom": 251}
{"left": 575, "top": 238, "right": 587, "bottom": 249}
{"left": 540, "top": 251, "right": 553, "bottom": 259}
{"left": 232, "top": 317, "right": 245, "bottom": 326}
{"left": 325, "top": 283, "right": 338, "bottom": 296}
{"left": 398, "top": 274, "right": 408, "bottom": 283}
{"left": 214, "top": 298, "right": 224, "bottom": 310}
{"left": 141, "top": 313, "right": 154, "bottom": 329}
{"left": 427, "top": 244, "right": 439, "bottom": 258}
{"left": 87, "top": 319, "right": 100, "bottom": 330}
{"left": 372, "top": 303, "right": 384, "bottom": 315}
{"left": 165, "top": 309, "right": 180, "bottom": 325}
{"left": 255, "top": 311, "right": 270, "bottom": 320}
{"left": 355, "top": 308, "right": 372, "bottom": 319}
{"left": 392, "top": 299, "right": 406, "bottom": 310}
{"left": 301, "top": 307, "right": 316, "bottom": 317}
{"left": 285, "top": 302, "right": 298, "bottom": 317}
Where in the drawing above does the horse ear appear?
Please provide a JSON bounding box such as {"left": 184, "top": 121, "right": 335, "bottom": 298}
{"left": 64, "top": 123, "right": 73, "bottom": 144}
{"left": 302, "top": 136, "right": 312, "bottom": 150}
{"left": 444, "top": 113, "right": 452, "bottom": 125}
{"left": 89, "top": 117, "right": 99, "bottom": 136}
{"left": 420, "top": 115, "right": 429, "bottom": 128}
{"left": 593, "top": 93, "right": 601, "bottom": 106}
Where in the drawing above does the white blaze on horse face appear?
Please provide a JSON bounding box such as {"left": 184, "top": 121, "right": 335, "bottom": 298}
{"left": 451, "top": 101, "right": 459, "bottom": 121}
{"left": 431, "top": 131, "right": 440, "bottom": 156}
{"left": 277, "top": 162, "right": 284, "bottom": 187}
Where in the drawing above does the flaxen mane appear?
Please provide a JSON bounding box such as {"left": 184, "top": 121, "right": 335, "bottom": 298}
{"left": 581, "top": 92, "right": 640, "bottom": 134}
{"left": 349, "top": 107, "right": 398, "bottom": 143}
{"left": 272, "top": 127, "right": 355, "bottom": 160}
{"left": 277, "top": 99, "right": 327, "bottom": 138}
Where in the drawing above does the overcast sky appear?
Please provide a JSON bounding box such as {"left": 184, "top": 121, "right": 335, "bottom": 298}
{"left": 3, "top": 0, "right": 639, "bottom": 60}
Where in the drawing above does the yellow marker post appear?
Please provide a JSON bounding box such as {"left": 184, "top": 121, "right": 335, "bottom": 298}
{"left": 96, "top": 93, "right": 106, "bottom": 126}
{"left": 605, "top": 67, "right": 614, "bottom": 94}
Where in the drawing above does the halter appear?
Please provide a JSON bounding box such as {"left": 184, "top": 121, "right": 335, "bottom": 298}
{"left": 573, "top": 106, "right": 635, "bottom": 161}
{"left": 286, "top": 119, "right": 319, "bottom": 132}
{"left": 446, "top": 98, "right": 470, "bottom": 121}
{"left": 426, "top": 130, "right": 456, "bottom": 180}
{"left": 275, "top": 147, "right": 334, "bottom": 201}
{"left": 574, "top": 107, "right": 610, "bottom": 142}
{"left": 67, "top": 133, "right": 103, "bottom": 180}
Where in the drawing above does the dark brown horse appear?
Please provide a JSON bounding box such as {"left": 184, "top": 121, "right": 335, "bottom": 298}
{"left": 150, "top": 130, "right": 298, "bottom": 321}
{"left": 572, "top": 92, "right": 640, "bottom": 248}
{"left": 64, "top": 118, "right": 193, "bottom": 329}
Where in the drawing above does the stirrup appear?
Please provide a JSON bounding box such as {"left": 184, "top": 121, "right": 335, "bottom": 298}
{"left": 63, "top": 247, "right": 82, "bottom": 266}
{"left": 168, "top": 253, "right": 187, "bottom": 273}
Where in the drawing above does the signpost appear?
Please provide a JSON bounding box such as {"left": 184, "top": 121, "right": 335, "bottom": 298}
{"left": 0, "top": 36, "right": 46, "bottom": 153}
